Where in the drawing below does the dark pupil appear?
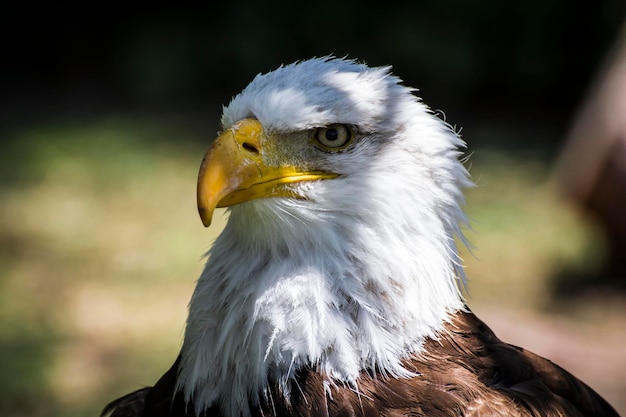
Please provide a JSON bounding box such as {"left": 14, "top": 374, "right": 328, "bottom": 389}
{"left": 325, "top": 129, "right": 339, "bottom": 141}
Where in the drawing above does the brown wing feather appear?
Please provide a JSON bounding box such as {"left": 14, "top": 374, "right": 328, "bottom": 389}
{"left": 101, "top": 388, "right": 151, "bottom": 417}
{"left": 356, "top": 310, "right": 618, "bottom": 417}
{"left": 102, "top": 310, "right": 620, "bottom": 417}
{"left": 101, "top": 356, "right": 192, "bottom": 417}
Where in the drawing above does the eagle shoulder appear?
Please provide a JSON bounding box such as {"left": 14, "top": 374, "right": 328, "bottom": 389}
{"left": 102, "top": 357, "right": 189, "bottom": 417}
{"left": 101, "top": 388, "right": 151, "bottom": 417}
{"left": 316, "top": 310, "right": 620, "bottom": 417}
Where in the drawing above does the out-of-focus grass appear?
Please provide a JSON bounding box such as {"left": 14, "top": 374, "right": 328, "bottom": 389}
{"left": 461, "top": 149, "right": 607, "bottom": 308}
{"left": 0, "top": 118, "right": 616, "bottom": 416}
{"left": 0, "top": 118, "right": 227, "bottom": 417}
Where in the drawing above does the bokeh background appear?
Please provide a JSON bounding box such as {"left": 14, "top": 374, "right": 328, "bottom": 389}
{"left": 2, "top": 2, "right": 626, "bottom": 416}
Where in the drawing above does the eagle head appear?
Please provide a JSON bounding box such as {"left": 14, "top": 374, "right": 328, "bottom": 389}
{"left": 181, "top": 57, "right": 472, "bottom": 416}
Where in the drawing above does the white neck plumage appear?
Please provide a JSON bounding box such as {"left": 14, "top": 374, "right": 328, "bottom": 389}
{"left": 176, "top": 136, "right": 470, "bottom": 417}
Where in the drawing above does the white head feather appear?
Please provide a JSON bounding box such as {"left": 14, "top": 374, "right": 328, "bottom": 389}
{"left": 177, "top": 57, "right": 472, "bottom": 417}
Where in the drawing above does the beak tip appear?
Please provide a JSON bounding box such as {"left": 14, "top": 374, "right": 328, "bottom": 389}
{"left": 199, "top": 208, "right": 213, "bottom": 227}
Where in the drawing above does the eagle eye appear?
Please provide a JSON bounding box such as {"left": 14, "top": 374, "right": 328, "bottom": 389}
{"left": 314, "top": 124, "right": 352, "bottom": 151}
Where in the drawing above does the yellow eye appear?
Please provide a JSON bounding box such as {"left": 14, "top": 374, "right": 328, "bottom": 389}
{"left": 314, "top": 124, "right": 352, "bottom": 150}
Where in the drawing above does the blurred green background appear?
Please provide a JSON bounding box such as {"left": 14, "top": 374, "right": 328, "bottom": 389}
{"left": 2, "top": 2, "right": 626, "bottom": 417}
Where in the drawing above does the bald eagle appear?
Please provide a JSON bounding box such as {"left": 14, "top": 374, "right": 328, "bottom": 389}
{"left": 102, "top": 58, "right": 619, "bottom": 417}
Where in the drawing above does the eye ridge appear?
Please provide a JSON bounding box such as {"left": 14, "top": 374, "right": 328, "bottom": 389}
{"left": 315, "top": 124, "right": 352, "bottom": 150}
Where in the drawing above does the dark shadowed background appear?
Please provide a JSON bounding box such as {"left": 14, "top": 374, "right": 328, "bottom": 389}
{"left": 1, "top": 2, "right": 625, "bottom": 417}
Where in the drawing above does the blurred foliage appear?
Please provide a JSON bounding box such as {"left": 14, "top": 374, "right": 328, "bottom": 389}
{"left": 2, "top": 1, "right": 625, "bottom": 135}
{"left": 0, "top": 119, "right": 209, "bottom": 416}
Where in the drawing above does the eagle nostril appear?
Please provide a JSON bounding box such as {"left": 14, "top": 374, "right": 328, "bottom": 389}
{"left": 242, "top": 142, "right": 260, "bottom": 155}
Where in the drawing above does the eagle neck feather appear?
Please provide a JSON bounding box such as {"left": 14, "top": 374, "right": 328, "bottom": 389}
{"left": 178, "top": 151, "right": 469, "bottom": 417}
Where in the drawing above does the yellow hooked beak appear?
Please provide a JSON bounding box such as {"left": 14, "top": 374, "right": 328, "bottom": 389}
{"left": 197, "top": 118, "right": 337, "bottom": 227}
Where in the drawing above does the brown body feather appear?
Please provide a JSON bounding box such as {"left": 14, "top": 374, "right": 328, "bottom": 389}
{"left": 102, "top": 310, "right": 620, "bottom": 417}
